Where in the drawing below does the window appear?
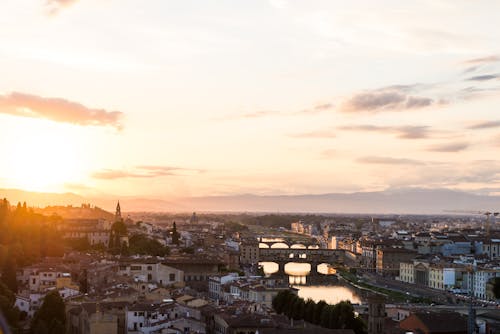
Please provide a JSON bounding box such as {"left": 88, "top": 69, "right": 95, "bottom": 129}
{"left": 131, "top": 266, "right": 142, "bottom": 271}
{"left": 170, "top": 273, "right": 176, "bottom": 281}
{"left": 147, "top": 274, "right": 152, "bottom": 281}
{"left": 147, "top": 266, "right": 153, "bottom": 271}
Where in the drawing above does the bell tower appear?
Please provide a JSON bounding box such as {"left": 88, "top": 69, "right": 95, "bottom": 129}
{"left": 115, "top": 201, "right": 122, "bottom": 222}
{"left": 368, "top": 294, "right": 386, "bottom": 334}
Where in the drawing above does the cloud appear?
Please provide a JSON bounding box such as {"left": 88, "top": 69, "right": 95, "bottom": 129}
{"left": 463, "top": 55, "right": 500, "bottom": 65}
{"left": 340, "top": 125, "right": 432, "bottom": 139}
{"left": 289, "top": 129, "right": 336, "bottom": 138}
{"left": 467, "top": 74, "right": 500, "bottom": 81}
{"left": 92, "top": 166, "right": 201, "bottom": 180}
{"left": 45, "top": 0, "right": 78, "bottom": 15}
{"left": 357, "top": 156, "right": 425, "bottom": 165}
{"left": 0, "top": 92, "right": 123, "bottom": 129}
{"left": 340, "top": 86, "right": 434, "bottom": 113}
{"left": 427, "top": 142, "right": 469, "bottom": 152}
{"left": 467, "top": 121, "right": 500, "bottom": 130}
{"left": 320, "top": 149, "right": 337, "bottom": 159}
{"left": 462, "top": 55, "right": 500, "bottom": 74}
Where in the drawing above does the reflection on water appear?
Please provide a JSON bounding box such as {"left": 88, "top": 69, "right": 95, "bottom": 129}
{"left": 260, "top": 262, "right": 333, "bottom": 275}
{"left": 259, "top": 261, "right": 362, "bottom": 304}
{"left": 296, "top": 285, "right": 362, "bottom": 305}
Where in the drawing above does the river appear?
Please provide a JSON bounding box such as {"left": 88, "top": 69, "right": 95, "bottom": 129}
{"left": 259, "top": 261, "right": 362, "bottom": 305}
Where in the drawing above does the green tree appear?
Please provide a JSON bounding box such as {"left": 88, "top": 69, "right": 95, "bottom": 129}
{"left": 31, "top": 291, "right": 66, "bottom": 334}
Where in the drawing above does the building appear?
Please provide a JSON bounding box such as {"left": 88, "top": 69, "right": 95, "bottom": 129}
{"left": 118, "top": 260, "right": 184, "bottom": 287}
{"left": 399, "top": 311, "right": 467, "bottom": 334}
{"left": 59, "top": 219, "right": 112, "bottom": 247}
{"left": 240, "top": 240, "right": 260, "bottom": 265}
{"left": 67, "top": 302, "right": 127, "bottom": 334}
{"left": 472, "top": 267, "right": 500, "bottom": 300}
{"left": 126, "top": 302, "right": 176, "bottom": 334}
{"left": 208, "top": 273, "right": 240, "bottom": 300}
{"left": 376, "top": 248, "right": 416, "bottom": 277}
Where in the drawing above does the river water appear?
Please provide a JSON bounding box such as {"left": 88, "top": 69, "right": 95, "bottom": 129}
{"left": 259, "top": 261, "right": 362, "bottom": 305}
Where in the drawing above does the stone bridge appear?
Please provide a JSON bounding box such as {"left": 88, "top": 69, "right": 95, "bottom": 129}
{"left": 259, "top": 247, "right": 357, "bottom": 275}
{"left": 258, "top": 237, "right": 320, "bottom": 249}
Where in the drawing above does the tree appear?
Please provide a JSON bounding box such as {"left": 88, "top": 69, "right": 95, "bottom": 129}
{"left": 492, "top": 277, "right": 500, "bottom": 299}
{"left": 313, "top": 300, "right": 328, "bottom": 325}
{"left": 291, "top": 297, "right": 305, "bottom": 320}
{"left": 2, "top": 253, "right": 17, "bottom": 293}
{"left": 304, "top": 298, "right": 315, "bottom": 323}
{"left": 0, "top": 281, "right": 20, "bottom": 330}
{"left": 31, "top": 291, "right": 66, "bottom": 334}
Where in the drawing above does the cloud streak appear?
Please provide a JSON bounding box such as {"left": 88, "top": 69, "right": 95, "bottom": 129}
{"left": 0, "top": 92, "right": 123, "bottom": 129}
{"left": 427, "top": 142, "right": 468, "bottom": 152}
{"left": 467, "top": 74, "right": 500, "bottom": 81}
{"left": 340, "top": 125, "right": 433, "bottom": 139}
{"left": 289, "top": 129, "right": 336, "bottom": 138}
{"left": 467, "top": 120, "right": 500, "bottom": 130}
{"left": 92, "top": 166, "right": 201, "bottom": 180}
{"left": 340, "top": 86, "right": 434, "bottom": 113}
{"left": 46, "top": 0, "right": 79, "bottom": 15}
{"left": 357, "top": 156, "right": 425, "bottom": 165}
{"left": 463, "top": 55, "right": 500, "bottom": 65}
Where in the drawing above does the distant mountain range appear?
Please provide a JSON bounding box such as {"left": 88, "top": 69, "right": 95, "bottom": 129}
{"left": 1, "top": 187, "right": 499, "bottom": 214}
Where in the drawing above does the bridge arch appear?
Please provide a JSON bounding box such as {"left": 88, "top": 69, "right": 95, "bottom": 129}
{"left": 259, "top": 243, "right": 270, "bottom": 248}
{"left": 270, "top": 242, "right": 289, "bottom": 248}
{"left": 290, "top": 243, "right": 307, "bottom": 249}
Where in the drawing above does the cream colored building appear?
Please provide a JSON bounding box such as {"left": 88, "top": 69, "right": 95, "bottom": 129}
{"left": 399, "top": 262, "right": 415, "bottom": 284}
{"left": 429, "top": 266, "right": 445, "bottom": 290}
{"left": 118, "top": 260, "right": 184, "bottom": 287}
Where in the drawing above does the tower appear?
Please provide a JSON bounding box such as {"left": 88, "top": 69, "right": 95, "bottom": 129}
{"left": 115, "top": 201, "right": 122, "bottom": 222}
{"left": 368, "top": 294, "right": 386, "bottom": 334}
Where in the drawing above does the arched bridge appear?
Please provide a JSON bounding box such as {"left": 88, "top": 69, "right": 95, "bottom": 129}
{"left": 258, "top": 237, "right": 320, "bottom": 249}
{"left": 259, "top": 247, "right": 358, "bottom": 275}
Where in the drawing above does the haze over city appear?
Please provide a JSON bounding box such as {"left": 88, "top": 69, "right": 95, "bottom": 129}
{"left": 2, "top": 0, "right": 500, "bottom": 212}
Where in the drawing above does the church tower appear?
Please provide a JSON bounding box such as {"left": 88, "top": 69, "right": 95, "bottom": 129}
{"left": 115, "top": 201, "right": 122, "bottom": 222}
{"left": 368, "top": 294, "right": 386, "bottom": 334}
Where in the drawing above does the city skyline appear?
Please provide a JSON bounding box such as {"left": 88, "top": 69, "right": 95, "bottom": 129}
{"left": 2, "top": 0, "right": 500, "bottom": 200}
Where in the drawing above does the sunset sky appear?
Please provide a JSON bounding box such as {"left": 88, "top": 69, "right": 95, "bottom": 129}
{"left": 1, "top": 0, "right": 500, "bottom": 199}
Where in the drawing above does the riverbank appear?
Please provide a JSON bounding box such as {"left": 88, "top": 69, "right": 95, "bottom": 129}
{"left": 337, "top": 270, "right": 433, "bottom": 304}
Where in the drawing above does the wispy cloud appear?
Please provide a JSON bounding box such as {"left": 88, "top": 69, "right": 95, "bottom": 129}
{"left": 467, "top": 120, "right": 500, "bottom": 130}
{"left": 357, "top": 156, "right": 425, "bottom": 165}
{"left": 466, "top": 74, "right": 500, "bottom": 81}
{"left": 320, "top": 149, "right": 337, "bottom": 159}
{"left": 427, "top": 142, "right": 469, "bottom": 152}
{"left": 216, "top": 101, "right": 334, "bottom": 121}
{"left": 340, "top": 86, "right": 434, "bottom": 113}
{"left": 339, "top": 125, "right": 433, "bottom": 139}
{"left": 92, "top": 166, "right": 201, "bottom": 180}
{"left": 0, "top": 92, "right": 123, "bottom": 129}
{"left": 289, "top": 129, "right": 336, "bottom": 138}
{"left": 463, "top": 55, "right": 500, "bottom": 65}
{"left": 45, "top": 0, "right": 79, "bottom": 15}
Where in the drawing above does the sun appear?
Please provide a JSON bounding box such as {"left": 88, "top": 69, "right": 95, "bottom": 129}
{"left": 3, "top": 119, "right": 87, "bottom": 193}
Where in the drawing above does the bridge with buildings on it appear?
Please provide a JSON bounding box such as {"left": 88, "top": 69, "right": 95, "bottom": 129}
{"left": 257, "top": 237, "right": 321, "bottom": 249}
{"left": 257, "top": 241, "right": 358, "bottom": 276}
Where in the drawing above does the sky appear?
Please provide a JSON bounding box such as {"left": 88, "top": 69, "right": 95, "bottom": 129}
{"left": 1, "top": 0, "right": 500, "bottom": 199}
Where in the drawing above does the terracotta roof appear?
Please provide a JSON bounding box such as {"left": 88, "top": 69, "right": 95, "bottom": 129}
{"left": 400, "top": 311, "right": 467, "bottom": 333}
